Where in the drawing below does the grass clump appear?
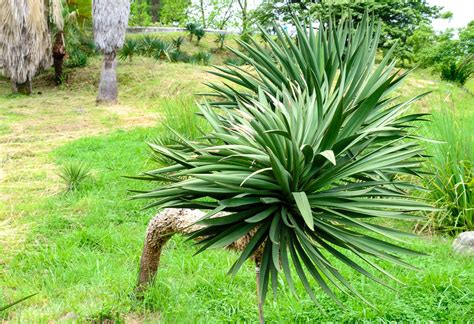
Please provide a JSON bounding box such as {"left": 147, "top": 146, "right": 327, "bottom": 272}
{"left": 421, "top": 110, "right": 473, "bottom": 234}
{"left": 59, "top": 161, "right": 92, "bottom": 192}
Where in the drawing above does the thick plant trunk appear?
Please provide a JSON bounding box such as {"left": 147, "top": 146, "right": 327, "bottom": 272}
{"left": 136, "top": 209, "right": 203, "bottom": 293}
{"left": 136, "top": 208, "right": 261, "bottom": 293}
{"left": 53, "top": 32, "right": 66, "bottom": 85}
{"left": 97, "top": 52, "right": 118, "bottom": 104}
{"left": 12, "top": 80, "right": 32, "bottom": 95}
{"left": 151, "top": 0, "right": 160, "bottom": 23}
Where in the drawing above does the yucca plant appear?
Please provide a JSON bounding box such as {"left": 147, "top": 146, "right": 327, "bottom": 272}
{"left": 119, "top": 38, "right": 139, "bottom": 62}
{"left": 137, "top": 35, "right": 159, "bottom": 56}
{"left": 185, "top": 22, "right": 197, "bottom": 41}
{"left": 59, "top": 161, "right": 91, "bottom": 192}
{"left": 194, "top": 27, "right": 205, "bottom": 45}
{"left": 151, "top": 39, "right": 176, "bottom": 62}
{"left": 133, "top": 15, "right": 432, "bottom": 321}
{"left": 172, "top": 36, "right": 185, "bottom": 52}
{"left": 215, "top": 33, "right": 227, "bottom": 51}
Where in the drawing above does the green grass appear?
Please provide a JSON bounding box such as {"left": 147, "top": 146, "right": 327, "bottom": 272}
{"left": 1, "top": 47, "right": 473, "bottom": 321}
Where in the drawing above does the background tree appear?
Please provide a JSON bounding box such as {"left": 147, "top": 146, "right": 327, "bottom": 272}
{"left": 159, "top": 0, "right": 190, "bottom": 25}
{"left": 0, "top": 0, "right": 64, "bottom": 94}
{"left": 254, "top": 0, "right": 442, "bottom": 64}
{"left": 93, "top": 0, "right": 130, "bottom": 103}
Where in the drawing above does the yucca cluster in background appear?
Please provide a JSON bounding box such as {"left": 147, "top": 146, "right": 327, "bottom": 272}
{"left": 134, "top": 15, "right": 433, "bottom": 307}
{"left": 119, "top": 34, "right": 213, "bottom": 65}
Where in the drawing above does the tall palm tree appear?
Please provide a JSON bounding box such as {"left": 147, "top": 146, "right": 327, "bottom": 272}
{"left": 0, "top": 0, "right": 62, "bottom": 95}
{"left": 92, "top": 0, "right": 130, "bottom": 104}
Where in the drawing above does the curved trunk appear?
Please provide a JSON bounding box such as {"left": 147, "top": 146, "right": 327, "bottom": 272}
{"left": 97, "top": 52, "right": 118, "bottom": 104}
{"left": 12, "top": 80, "right": 32, "bottom": 95}
{"left": 53, "top": 31, "right": 66, "bottom": 85}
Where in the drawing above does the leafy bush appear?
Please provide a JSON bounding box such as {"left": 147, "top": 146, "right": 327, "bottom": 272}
{"left": 170, "top": 50, "right": 191, "bottom": 63}
{"left": 160, "top": 0, "right": 190, "bottom": 25}
{"left": 421, "top": 110, "right": 473, "bottom": 234}
{"left": 172, "top": 36, "right": 185, "bottom": 52}
{"left": 191, "top": 51, "right": 212, "bottom": 65}
{"left": 65, "top": 49, "right": 88, "bottom": 68}
{"left": 439, "top": 56, "right": 473, "bottom": 86}
{"left": 151, "top": 40, "right": 176, "bottom": 62}
{"left": 194, "top": 27, "right": 205, "bottom": 44}
{"left": 215, "top": 33, "right": 227, "bottom": 50}
{"left": 129, "top": 0, "right": 152, "bottom": 27}
{"left": 185, "top": 22, "right": 198, "bottom": 41}
{"left": 119, "top": 39, "right": 139, "bottom": 62}
{"left": 134, "top": 16, "right": 432, "bottom": 307}
{"left": 59, "top": 162, "right": 91, "bottom": 192}
{"left": 223, "top": 56, "right": 245, "bottom": 66}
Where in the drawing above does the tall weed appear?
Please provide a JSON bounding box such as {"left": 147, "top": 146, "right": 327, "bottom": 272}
{"left": 421, "top": 109, "right": 473, "bottom": 233}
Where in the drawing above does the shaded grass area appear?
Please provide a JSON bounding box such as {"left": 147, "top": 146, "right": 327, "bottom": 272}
{"left": 0, "top": 56, "right": 473, "bottom": 321}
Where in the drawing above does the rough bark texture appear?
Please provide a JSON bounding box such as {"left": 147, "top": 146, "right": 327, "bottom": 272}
{"left": 136, "top": 208, "right": 263, "bottom": 292}
{"left": 13, "top": 80, "right": 32, "bottom": 95}
{"left": 53, "top": 31, "right": 66, "bottom": 85}
{"left": 97, "top": 52, "right": 118, "bottom": 104}
{"left": 151, "top": 0, "right": 160, "bottom": 23}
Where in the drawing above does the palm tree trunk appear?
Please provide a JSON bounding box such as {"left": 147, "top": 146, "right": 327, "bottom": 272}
{"left": 255, "top": 259, "right": 265, "bottom": 324}
{"left": 53, "top": 31, "right": 66, "bottom": 85}
{"left": 97, "top": 52, "right": 118, "bottom": 104}
{"left": 12, "top": 80, "right": 32, "bottom": 95}
{"left": 150, "top": 0, "right": 160, "bottom": 23}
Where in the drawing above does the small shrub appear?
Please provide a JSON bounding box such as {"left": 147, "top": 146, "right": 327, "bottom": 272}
{"left": 119, "top": 39, "right": 139, "bottom": 62}
{"left": 170, "top": 51, "right": 191, "bottom": 63}
{"left": 151, "top": 40, "right": 176, "bottom": 62}
{"left": 420, "top": 110, "right": 473, "bottom": 234}
{"left": 215, "top": 33, "right": 227, "bottom": 50}
{"left": 223, "top": 56, "right": 245, "bottom": 66}
{"left": 191, "top": 51, "right": 212, "bottom": 65}
{"left": 137, "top": 35, "right": 159, "bottom": 56}
{"left": 194, "top": 27, "right": 205, "bottom": 44}
{"left": 59, "top": 162, "right": 91, "bottom": 192}
{"left": 65, "top": 49, "right": 88, "bottom": 68}
{"left": 129, "top": 0, "right": 152, "bottom": 27}
{"left": 439, "top": 56, "right": 473, "bottom": 86}
{"left": 185, "top": 22, "right": 197, "bottom": 41}
{"left": 172, "top": 36, "right": 185, "bottom": 52}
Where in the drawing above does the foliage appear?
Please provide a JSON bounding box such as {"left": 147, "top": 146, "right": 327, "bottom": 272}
{"left": 119, "top": 39, "right": 139, "bottom": 62}
{"left": 151, "top": 40, "right": 176, "bottom": 62}
{"left": 194, "top": 27, "right": 205, "bottom": 44}
{"left": 170, "top": 50, "right": 191, "bottom": 63}
{"left": 160, "top": 0, "right": 190, "bottom": 25}
{"left": 65, "top": 48, "right": 88, "bottom": 67}
{"left": 133, "top": 16, "right": 432, "bottom": 307}
{"left": 62, "top": 5, "right": 96, "bottom": 69}
{"left": 412, "top": 23, "right": 474, "bottom": 86}
{"left": 215, "top": 33, "right": 227, "bottom": 50}
{"left": 185, "top": 22, "right": 197, "bottom": 41}
{"left": 173, "top": 36, "right": 185, "bottom": 52}
{"left": 421, "top": 110, "right": 473, "bottom": 234}
{"left": 59, "top": 161, "right": 92, "bottom": 192}
{"left": 191, "top": 51, "right": 212, "bottom": 65}
{"left": 439, "top": 57, "right": 474, "bottom": 86}
{"left": 253, "top": 0, "right": 441, "bottom": 63}
{"left": 223, "top": 55, "right": 246, "bottom": 66}
{"left": 188, "top": 0, "right": 238, "bottom": 30}
{"left": 129, "top": 0, "right": 152, "bottom": 27}
{"left": 1, "top": 58, "right": 473, "bottom": 322}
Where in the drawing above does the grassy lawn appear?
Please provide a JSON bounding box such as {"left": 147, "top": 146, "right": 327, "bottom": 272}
{"left": 0, "top": 54, "right": 473, "bottom": 322}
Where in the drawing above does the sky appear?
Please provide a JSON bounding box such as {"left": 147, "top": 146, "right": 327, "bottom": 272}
{"left": 428, "top": 0, "right": 473, "bottom": 31}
